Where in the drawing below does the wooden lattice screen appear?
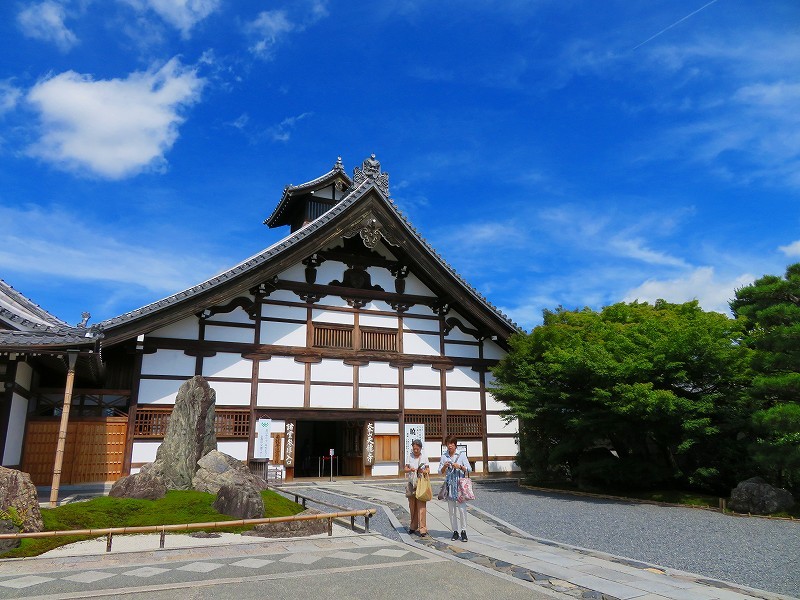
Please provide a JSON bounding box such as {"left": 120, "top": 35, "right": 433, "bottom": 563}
{"left": 313, "top": 325, "right": 353, "bottom": 349}
{"left": 134, "top": 408, "right": 251, "bottom": 438}
{"left": 405, "top": 413, "right": 484, "bottom": 439}
{"left": 360, "top": 328, "right": 398, "bottom": 352}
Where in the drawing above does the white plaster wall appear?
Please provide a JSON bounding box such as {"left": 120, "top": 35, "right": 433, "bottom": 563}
{"left": 309, "top": 384, "right": 353, "bottom": 408}
{"left": 446, "top": 366, "right": 481, "bottom": 388}
{"left": 137, "top": 379, "right": 184, "bottom": 405}
{"left": 443, "top": 343, "right": 481, "bottom": 359}
{"left": 149, "top": 317, "right": 198, "bottom": 340}
{"left": 485, "top": 391, "right": 506, "bottom": 411}
{"left": 445, "top": 390, "right": 481, "bottom": 411}
{"left": 359, "top": 362, "right": 397, "bottom": 384}
{"left": 260, "top": 322, "right": 307, "bottom": 346}
{"left": 277, "top": 263, "right": 306, "bottom": 282}
{"left": 311, "top": 359, "right": 352, "bottom": 383}
{"left": 488, "top": 460, "right": 520, "bottom": 473}
{"left": 263, "top": 304, "right": 307, "bottom": 321}
{"left": 402, "top": 316, "right": 439, "bottom": 332}
{"left": 259, "top": 356, "right": 305, "bottom": 380}
{"left": 208, "top": 381, "right": 250, "bottom": 406}
{"left": 204, "top": 324, "right": 255, "bottom": 343}
{"left": 364, "top": 300, "right": 393, "bottom": 312}
{"left": 257, "top": 382, "right": 304, "bottom": 407}
{"left": 404, "top": 388, "right": 441, "bottom": 410}
{"left": 402, "top": 272, "right": 434, "bottom": 296}
{"left": 359, "top": 313, "right": 397, "bottom": 328}
{"left": 487, "top": 414, "right": 518, "bottom": 434}
{"left": 202, "top": 353, "right": 252, "bottom": 378}
{"left": 316, "top": 260, "right": 347, "bottom": 284}
{"left": 403, "top": 332, "right": 440, "bottom": 355}
{"left": 218, "top": 441, "right": 248, "bottom": 460}
{"left": 372, "top": 463, "right": 400, "bottom": 476}
{"left": 2, "top": 394, "right": 28, "bottom": 465}
{"left": 374, "top": 421, "right": 399, "bottom": 435}
{"left": 358, "top": 386, "right": 399, "bottom": 409}
{"left": 312, "top": 309, "right": 353, "bottom": 325}
{"left": 445, "top": 312, "right": 479, "bottom": 342}
{"left": 431, "top": 440, "right": 483, "bottom": 463}
{"left": 321, "top": 296, "right": 351, "bottom": 308}
{"left": 405, "top": 365, "right": 440, "bottom": 386}
{"left": 131, "top": 440, "right": 160, "bottom": 464}
{"left": 367, "top": 266, "right": 395, "bottom": 291}
{"left": 483, "top": 339, "right": 506, "bottom": 360}
{"left": 14, "top": 361, "right": 33, "bottom": 390}
{"left": 487, "top": 437, "right": 520, "bottom": 456}
{"left": 263, "top": 290, "right": 299, "bottom": 303}
{"left": 141, "top": 350, "right": 196, "bottom": 377}
{"left": 208, "top": 304, "right": 253, "bottom": 324}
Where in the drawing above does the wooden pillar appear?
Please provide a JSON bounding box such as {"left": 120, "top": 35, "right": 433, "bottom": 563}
{"left": 50, "top": 351, "right": 78, "bottom": 508}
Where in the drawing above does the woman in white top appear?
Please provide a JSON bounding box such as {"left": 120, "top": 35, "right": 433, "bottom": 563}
{"left": 440, "top": 434, "right": 471, "bottom": 542}
{"left": 404, "top": 438, "right": 429, "bottom": 537}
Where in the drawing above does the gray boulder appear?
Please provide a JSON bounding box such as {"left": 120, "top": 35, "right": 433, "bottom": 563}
{"left": 0, "top": 466, "right": 43, "bottom": 532}
{"left": 155, "top": 376, "right": 217, "bottom": 490}
{"left": 243, "top": 508, "right": 327, "bottom": 538}
{"left": 213, "top": 483, "right": 264, "bottom": 520}
{"left": 728, "top": 477, "right": 795, "bottom": 515}
{"left": 108, "top": 463, "right": 167, "bottom": 500}
{"left": 192, "top": 450, "right": 267, "bottom": 495}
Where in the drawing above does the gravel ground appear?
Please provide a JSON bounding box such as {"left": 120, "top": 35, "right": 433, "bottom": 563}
{"left": 470, "top": 480, "right": 799, "bottom": 598}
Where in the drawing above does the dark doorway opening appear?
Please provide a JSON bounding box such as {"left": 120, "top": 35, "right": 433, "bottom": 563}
{"left": 295, "top": 420, "right": 363, "bottom": 477}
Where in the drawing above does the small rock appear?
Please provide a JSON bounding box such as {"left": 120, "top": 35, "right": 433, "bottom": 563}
{"left": 728, "top": 477, "right": 795, "bottom": 515}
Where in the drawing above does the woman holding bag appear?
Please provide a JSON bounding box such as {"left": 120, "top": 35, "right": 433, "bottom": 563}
{"left": 440, "top": 434, "right": 471, "bottom": 542}
{"left": 404, "top": 438, "right": 429, "bottom": 537}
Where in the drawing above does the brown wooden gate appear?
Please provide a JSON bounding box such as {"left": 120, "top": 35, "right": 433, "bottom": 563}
{"left": 21, "top": 417, "right": 128, "bottom": 485}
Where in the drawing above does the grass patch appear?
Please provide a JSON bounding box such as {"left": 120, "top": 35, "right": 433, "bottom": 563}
{"left": 2, "top": 489, "right": 303, "bottom": 559}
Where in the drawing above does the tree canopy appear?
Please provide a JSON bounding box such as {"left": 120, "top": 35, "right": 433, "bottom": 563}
{"left": 492, "top": 300, "right": 752, "bottom": 493}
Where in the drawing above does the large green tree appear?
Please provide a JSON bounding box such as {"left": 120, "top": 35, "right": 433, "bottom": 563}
{"left": 730, "top": 263, "right": 800, "bottom": 492}
{"left": 492, "top": 300, "right": 752, "bottom": 492}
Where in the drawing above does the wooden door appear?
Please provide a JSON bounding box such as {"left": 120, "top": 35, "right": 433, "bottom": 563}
{"left": 20, "top": 417, "right": 128, "bottom": 485}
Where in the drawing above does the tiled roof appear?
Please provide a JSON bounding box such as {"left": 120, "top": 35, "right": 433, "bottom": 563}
{"left": 264, "top": 158, "right": 351, "bottom": 227}
{"left": 0, "top": 279, "right": 68, "bottom": 330}
{"left": 98, "top": 168, "right": 519, "bottom": 335}
{"left": 0, "top": 327, "right": 97, "bottom": 349}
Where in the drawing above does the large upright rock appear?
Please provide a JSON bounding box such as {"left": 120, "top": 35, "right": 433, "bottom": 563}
{"left": 0, "top": 466, "right": 43, "bottom": 532}
{"left": 729, "top": 477, "right": 795, "bottom": 515}
{"left": 156, "top": 376, "right": 217, "bottom": 490}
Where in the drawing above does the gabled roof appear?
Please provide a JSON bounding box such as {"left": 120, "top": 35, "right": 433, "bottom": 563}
{"left": 94, "top": 156, "right": 520, "bottom": 347}
{"left": 264, "top": 157, "right": 352, "bottom": 228}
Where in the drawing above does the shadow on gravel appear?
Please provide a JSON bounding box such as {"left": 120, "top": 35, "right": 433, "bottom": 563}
{"left": 474, "top": 480, "right": 636, "bottom": 507}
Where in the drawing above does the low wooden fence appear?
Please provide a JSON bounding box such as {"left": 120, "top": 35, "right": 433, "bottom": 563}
{"left": 0, "top": 508, "right": 377, "bottom": 553}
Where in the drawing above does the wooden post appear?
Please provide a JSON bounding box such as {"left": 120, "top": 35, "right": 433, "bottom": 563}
{"left": 50, "top": 351, "right": 78, "bottom": 508}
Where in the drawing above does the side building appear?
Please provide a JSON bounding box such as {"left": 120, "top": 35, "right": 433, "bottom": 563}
{"left": 0, "top": 156, "right": 521, "bottom": 483}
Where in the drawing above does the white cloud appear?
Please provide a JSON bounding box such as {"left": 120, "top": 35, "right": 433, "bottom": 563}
{"left": 623, "top": 267, "right": 753, "bottom": 315}
{"left": 17, "top": 1, "right": 78, "bottom": 52}
{"left": 269, "top": 112, "right": 312, "bottom": 142}
{"left": 0, "top": 81, "right": 22, "bottom": 116}
{"left": 246, "top": 2, "right": 329, "bottom": 60}
{"left": 26, "top": 58, "right": 205, "bottom": 179}
{"left": 779, "top": 240, "right": 800, "bottom": 257}
{"left": 125, "top": 0, "right": 221, "bottom": 37}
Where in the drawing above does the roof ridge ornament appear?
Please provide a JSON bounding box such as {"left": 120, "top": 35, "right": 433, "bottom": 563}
{"left": 352, "top": 154, "right": 389, "bottom": 197}
{"left": 334, "top": 156, "right": 344, "bottom": 171}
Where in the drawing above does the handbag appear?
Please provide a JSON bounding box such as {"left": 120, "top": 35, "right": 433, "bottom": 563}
{"left": 437, "top": 480, "right": 447, "bottom": 500}
{"left": 405, "top": 479, "right": 415, "bottom": 498}
{"left": 415, "top": 473, "right": 432, "bottom": 502}
{"left": 457, "top": 472, "right": 475, "bottom": 502}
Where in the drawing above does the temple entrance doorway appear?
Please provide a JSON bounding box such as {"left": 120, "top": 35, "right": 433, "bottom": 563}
{"left": 294, "top": 420, "right": 363, "bottom": 477}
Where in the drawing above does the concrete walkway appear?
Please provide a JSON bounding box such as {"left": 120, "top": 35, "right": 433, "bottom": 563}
{"left": 304, "top": 480, "right": 797, "bottom": 600}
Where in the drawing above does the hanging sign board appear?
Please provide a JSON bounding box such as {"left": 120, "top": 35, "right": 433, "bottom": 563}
{"left": 254, "top": 418, "right": 272, "bottom": 460}
{"left": 284, "top": 420, "right": 296, "bottom": 467}
{"left": 363, "top": 421, "right": 375, "bottom": 466}
{"left": 404, "top": 423, "right": 426, "bottom": 462}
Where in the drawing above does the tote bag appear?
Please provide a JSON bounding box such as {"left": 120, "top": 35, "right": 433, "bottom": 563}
{"left": 457, "top": 473, "right": 475, "bottom": 502}
{"left": 415, "top": 473, "right": 432, "bottom": 501}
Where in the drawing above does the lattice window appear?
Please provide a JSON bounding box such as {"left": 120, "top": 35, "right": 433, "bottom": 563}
{"left": 134, "top": 408, "right": 251, "bottom": 438}
{"left": 405, "top": 413, "right": 484, "bottom": 440}
{"left": 360, "top": 327, "right": 398, "bottom": 352}
{"left": 313, "top": 324, "right": 353, "bottom": 349}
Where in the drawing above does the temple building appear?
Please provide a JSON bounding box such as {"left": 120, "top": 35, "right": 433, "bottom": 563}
{"left": 0, "top": 156, "right": 520, "bottom": 483}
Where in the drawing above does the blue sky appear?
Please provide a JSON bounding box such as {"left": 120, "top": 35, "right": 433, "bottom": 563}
{"left": 1, "top": 1, "right": 798, "bottom": 331}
